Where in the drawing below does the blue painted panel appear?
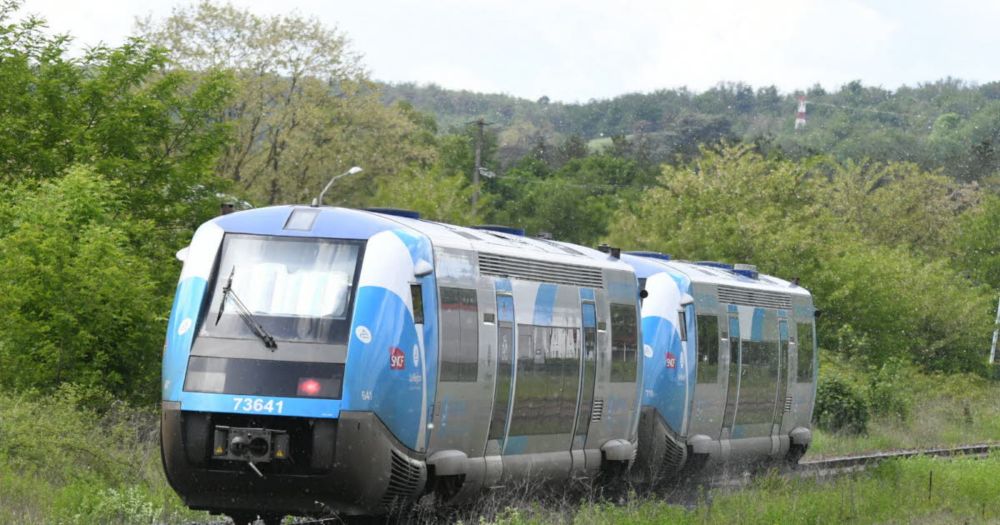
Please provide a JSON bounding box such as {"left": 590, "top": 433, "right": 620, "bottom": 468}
{"left": 180, "top": 392, "right": 341, "bottom": 418}
{"left": 495, "top": 278, "right": 513, "bottom": 294}
{"left": 751, "top": 308, "right": 765, "bottom": 342}
{"left": 582, "top": 303, "right": 597, "bottom": 328}
{"left": 497, "top": 294, "right": 515, "bottom": 323}
{"left": 579, "top": 288, "right": 595, "bottom": 301}
{"left": 533, "top": 283, "right": 557, "bottom": 325}
{"left": 342, "top": 286, "right": 423, "bottom": 449}
{"left": 163, "top": 277, "right": 207, "bottom": 401}
{"left": 640, "top": 315, "right": 686, "bottom": 433}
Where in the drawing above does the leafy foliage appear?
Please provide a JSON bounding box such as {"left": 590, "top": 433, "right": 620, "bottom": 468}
{"left": 137, "top": 1, "right": 436, "bottom": 206}
{"left": 0, "top": 168, "right": 165, "bottom": 401}
{"left": 608, "top": 145, "right": 993, "bottom": 373}
{"left": 814, "top": 376, "right": 869, "bottom": 435}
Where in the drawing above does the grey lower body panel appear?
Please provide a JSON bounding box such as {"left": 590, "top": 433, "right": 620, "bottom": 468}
{"left": 632, "top": 407, "right": 687, "bottom": 483}
{"left": 161, "top": 405, "right": 425, "bottom": 517}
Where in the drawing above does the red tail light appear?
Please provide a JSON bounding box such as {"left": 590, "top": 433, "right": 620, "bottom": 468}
{"left": 297, "top": 378, "right": 322, "bottom": 396}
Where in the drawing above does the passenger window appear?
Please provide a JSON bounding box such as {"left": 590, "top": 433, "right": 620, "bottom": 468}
{"left": 440, "top": 287, "right": 478, "bottom": 381}
{"left": 796, "top": 322, "right": 815, "bottom": 382}
{"left": 696, "top": 315, "right": 719, "bottom": 383}
{"left": 410, "top": 284, "right": 423, "bottom": 324}
{"left": 610, "top": 303, "right": 638, "bottom": 382}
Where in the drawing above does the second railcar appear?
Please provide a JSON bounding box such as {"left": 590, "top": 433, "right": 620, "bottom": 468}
{"left": 622, "top": 253, "right": 818, "bottom": 481}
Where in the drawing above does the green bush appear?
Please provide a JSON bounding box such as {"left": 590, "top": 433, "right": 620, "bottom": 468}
{"left": 867, "top": 357, "right": 913, "bottom": 420}
{"left": 814, "top": 376, "right": 869, "bottom": 434}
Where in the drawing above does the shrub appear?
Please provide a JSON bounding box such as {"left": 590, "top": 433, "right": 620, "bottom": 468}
{"left": 814, "top": 376, "right": 869, "bottom": 434}
{"left": 867, "top": 357, "right": 913, "bottom": 420}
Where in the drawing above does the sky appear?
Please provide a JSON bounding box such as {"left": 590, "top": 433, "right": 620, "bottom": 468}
{"left": 21, "top": 0, "right": 1000, "bottom": 103}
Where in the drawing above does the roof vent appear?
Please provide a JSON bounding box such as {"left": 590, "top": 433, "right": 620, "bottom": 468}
{"left": 695, "top": 261, "right": 734, "bottom": 271}
{"left": 627, "top": 251, "right": 672, "bottom": 261}
{"left": 366, "top": 207, "right": 421, "bottom": 219}
{"left": 733, "top": 263, "right": 759, "bottom": 279}
{"left": 473, "top": 225, "right": 525, "bottom": 236}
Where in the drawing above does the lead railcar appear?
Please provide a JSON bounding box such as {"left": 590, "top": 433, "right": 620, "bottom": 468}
{"left": 160, "top": 206, "right": 644, "bottom": 524}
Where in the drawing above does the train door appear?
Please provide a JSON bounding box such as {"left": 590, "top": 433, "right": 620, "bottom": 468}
{"left": 570, "top": 300, "right": 598, "bottom": 474}
{"left": 720, "top": 311, "right": 741, "bottom": 441}
{"left": 733, "top": 308, "right": 780, "bottom": 439}
{"left": 770, "top": 319, "right": 790, "bottom": 452}
{"left": 426, "top": 285, "right": 492, "bottom": 456}
{"left": 486, "top": 291, "right": 516, "bottom": 453}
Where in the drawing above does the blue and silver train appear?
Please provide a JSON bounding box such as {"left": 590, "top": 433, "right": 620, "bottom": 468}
{"left": 160, "top": 205, "right": 817, "bottom": 524}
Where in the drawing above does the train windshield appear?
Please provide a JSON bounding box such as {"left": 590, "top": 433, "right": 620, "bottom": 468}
{"left": 200, "top": 234, "right": 363, "bottom": 344}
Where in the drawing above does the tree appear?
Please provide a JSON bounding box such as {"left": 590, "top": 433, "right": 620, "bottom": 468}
{"left": 0, "top": 3, "right": 233, "bottom": 227}
{"left": 955, "top": 195, "right": 1000, "bottom": 289}
{"left": 137, "top": 1, "right": 435, "bottom": 206}
{"left": 0, "top": 168, "right": 165, "bottom": 401}
{"left": 608, "top": 145, "right": 992, "bottom": 373}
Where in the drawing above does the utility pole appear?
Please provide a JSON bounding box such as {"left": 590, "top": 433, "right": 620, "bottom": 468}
{"left": 472, "top": 118, "right": 485, "bottom": 208}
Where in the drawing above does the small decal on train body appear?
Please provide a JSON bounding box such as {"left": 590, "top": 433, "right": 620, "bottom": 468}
{"left": 177, "top": 318, "right": 192, "bottom": 336}
{"left": 643, "top": 344, "right": 653, "bottom": 358}
{"left": 355, "top": 325, "right": 372, "bottom": 344}
{"left": 390, "top": 347, "right": 406, "bottom": 370}
{"left": 413, "top": 344, "right": 420, "bottom": 367}
{"left": 665, "top": 351, "right": 677, "bottom": 369}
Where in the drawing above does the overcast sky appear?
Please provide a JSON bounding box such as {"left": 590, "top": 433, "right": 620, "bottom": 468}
{"left": 22, "top": 0, "right": 1000, "bottom": 103}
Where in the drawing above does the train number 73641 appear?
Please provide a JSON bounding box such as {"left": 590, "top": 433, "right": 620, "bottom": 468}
{"left": 232, "top": 397, "right": 284, "bottom": 414}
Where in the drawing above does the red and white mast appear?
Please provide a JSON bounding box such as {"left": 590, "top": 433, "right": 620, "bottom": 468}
{"left": 794, "top": 96, "right": 807, "bottom": 130}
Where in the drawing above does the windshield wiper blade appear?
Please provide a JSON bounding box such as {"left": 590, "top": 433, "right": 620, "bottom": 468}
{"left": 215, "top": 267, "right": 235, "bottom": 326}
{"left": 215, "top": 267, "right": 278, "bottom": 350}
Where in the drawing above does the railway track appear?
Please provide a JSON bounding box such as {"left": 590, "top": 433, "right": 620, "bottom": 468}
{"left": 795, "top": 442, "right": 999, "bottom": 476}
{"left": 693, "top": 442, "right": 1000, "bottom": 491}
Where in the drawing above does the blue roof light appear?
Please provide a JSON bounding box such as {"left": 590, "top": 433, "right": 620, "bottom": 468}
{"left": 733, "top": 263, "right": 759, "bottom": 279}
{"left": 695, "top": 261, "right": 735, "bottom": 271}
{"left": 626, "top": 251, "right": 672, "bottom": 261}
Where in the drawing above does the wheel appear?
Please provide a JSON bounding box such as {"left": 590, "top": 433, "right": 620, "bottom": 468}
{"left": 786, "top": 444, "right": 806, "bottom": 466}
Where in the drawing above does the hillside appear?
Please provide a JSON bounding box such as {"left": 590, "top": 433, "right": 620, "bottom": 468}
{"left": 382, "top": 79, "right": 1000, "bottom": 181}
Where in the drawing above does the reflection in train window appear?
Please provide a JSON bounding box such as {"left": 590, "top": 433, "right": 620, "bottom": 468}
{"left": 610, "top": 303, "right": 638, "bottom": 382}
{"left": 796, "top": 322, "right": 815, "bottom": 382}
{"left": 440, "top": 287, "right": 478, "bottom": 381}
{"left": 508, "top": 324, "right": 581, "bottom": 436}
{"left": 696, "top": 315, "right": 719, "bottom": 383}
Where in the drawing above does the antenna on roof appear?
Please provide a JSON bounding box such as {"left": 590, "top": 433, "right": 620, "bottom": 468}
{"left": 312, "top": 166, "right": 362, "bottom": 207}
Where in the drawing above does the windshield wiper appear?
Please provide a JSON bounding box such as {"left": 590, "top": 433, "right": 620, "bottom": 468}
{"left": 215, "top": 267, "right": 278, "bottom": 350}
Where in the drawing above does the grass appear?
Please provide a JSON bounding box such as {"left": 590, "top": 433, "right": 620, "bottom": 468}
{"left": 0, "top": 385, "right": 208, "bottom": 525}
{"left": 478, "top": 454, "right": 1000, "bottom": 524}
{"left": 808, "top": 361, "right": 1000, "bottom": 458}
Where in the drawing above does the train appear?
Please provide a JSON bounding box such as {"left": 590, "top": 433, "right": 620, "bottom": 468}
{"left": 160, "top": 205, "right": 817, "bottom": 524}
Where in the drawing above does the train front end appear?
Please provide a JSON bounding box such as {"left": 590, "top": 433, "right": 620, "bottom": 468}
{"left": 161, "top": 206, "right": 434, "bottom": 519}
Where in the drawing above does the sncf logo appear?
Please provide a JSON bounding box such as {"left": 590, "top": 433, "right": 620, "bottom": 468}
{"left": 390, "top": 347, "right": 406, "bottom": 370}
{"left": 665, "top": 351, "right": 677, "bottom": 369}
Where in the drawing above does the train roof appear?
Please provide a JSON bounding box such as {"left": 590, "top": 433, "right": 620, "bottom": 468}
{"left": 211, "top": 205, "right": 632, "bottom": 274}
{"left": 367, "top": 210, "right": 634, "bottom": 274}
{"left": 621, "top": 253, "right": 812, "bottom": 299}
